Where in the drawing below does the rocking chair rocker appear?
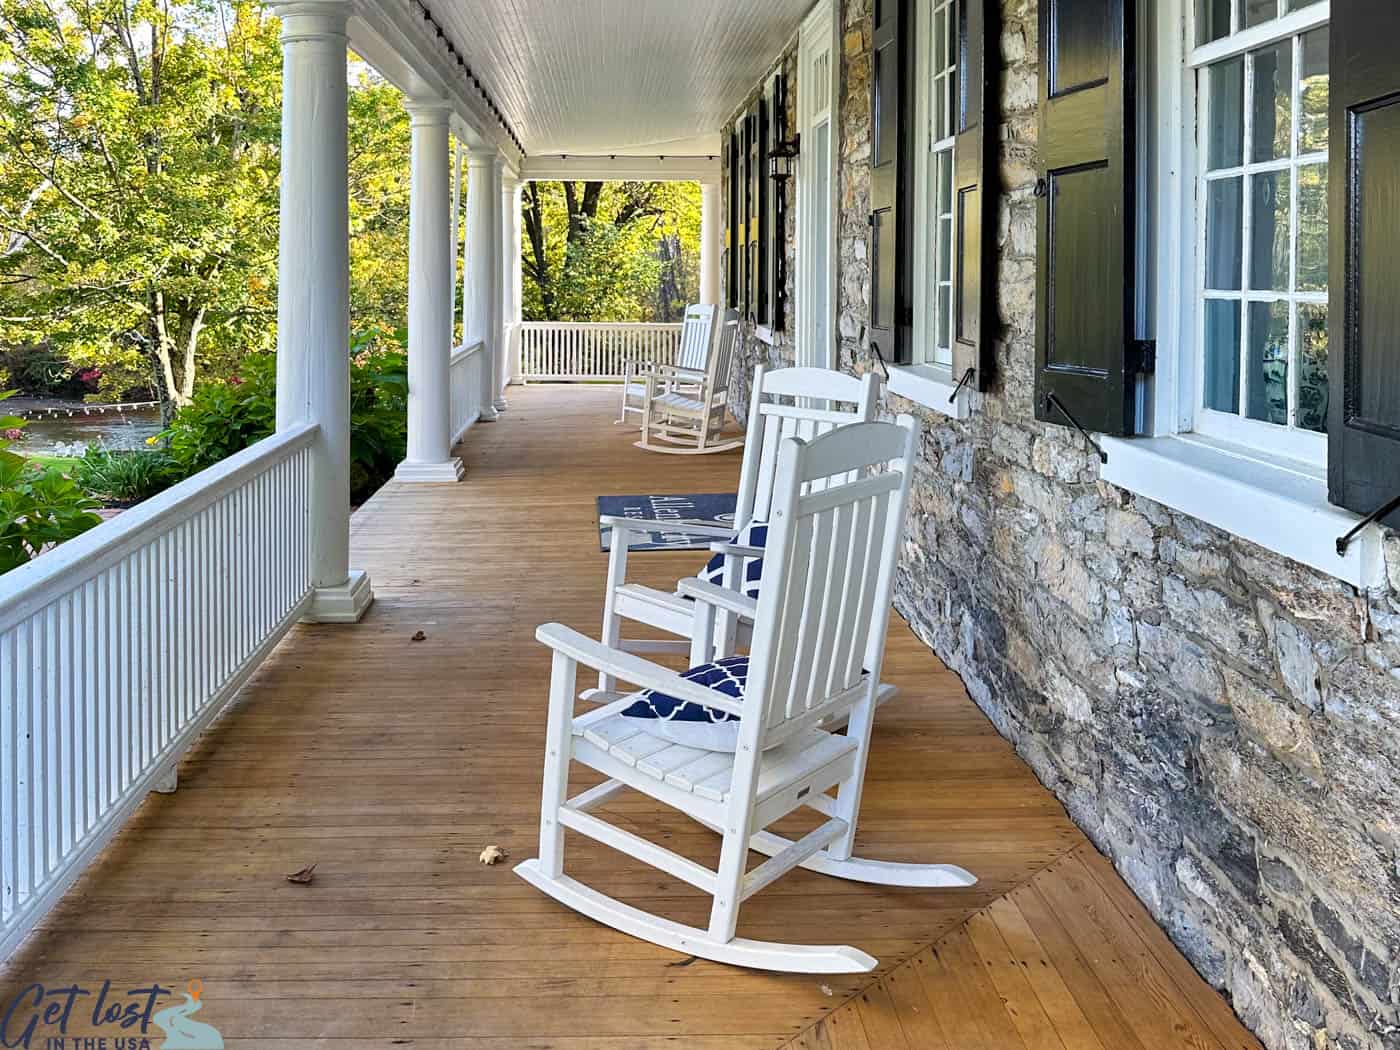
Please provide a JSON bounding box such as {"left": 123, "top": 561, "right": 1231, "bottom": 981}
{"left": 635, "top": 309, "right": 741, "bottom": 454}
{"left": 595, "top": 365, "right": 882, "bottom": 697}
{"left": 616, "top": 302, "right": 716, "bottom": 427}
{"left": 517, "top": 418, "right": 977, "bottom": 973}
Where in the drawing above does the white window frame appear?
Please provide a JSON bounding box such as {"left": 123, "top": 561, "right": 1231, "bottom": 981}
{"left": 1103, "top": 0, "right": 1385, "bottom": 588}
{"left": 890, "top": 0, "right": 972, "bottom": 418}
{"left": 796, "top": 0, "right": 839, "bottom": 369}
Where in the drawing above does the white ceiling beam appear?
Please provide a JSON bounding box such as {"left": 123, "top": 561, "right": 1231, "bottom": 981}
{"left": 520, "top": 155, "right": 722, "bottom": 183}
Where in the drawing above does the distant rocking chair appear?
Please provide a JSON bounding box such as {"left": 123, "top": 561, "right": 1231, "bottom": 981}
{"left": 517, "top": 418, "right": 977, "bottom": 973}
{"left": 616, "top": 303, "right": 716, "bottom": 427}
{"left": 635, "top": 308, "right": 741, "bottom": 454}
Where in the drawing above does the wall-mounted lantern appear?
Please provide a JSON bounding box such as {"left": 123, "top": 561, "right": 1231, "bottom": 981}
{"left": 769, "top": 134, "right": 800, "bottom": 182}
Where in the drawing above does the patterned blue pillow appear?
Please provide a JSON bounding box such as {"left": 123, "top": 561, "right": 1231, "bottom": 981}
{"left": 621, "top": 656, "right": 747, "bottom": 752}
{"left": 699, "top": 522, "right": 768, "bottom": 599}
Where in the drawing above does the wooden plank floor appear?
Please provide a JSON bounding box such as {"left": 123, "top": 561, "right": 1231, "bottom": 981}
{"left": 0, "top": 385, "right": 1260, "bottom": 1049}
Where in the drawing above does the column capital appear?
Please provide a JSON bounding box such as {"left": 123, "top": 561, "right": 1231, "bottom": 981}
{"left": 466, "top": 147, "right": 500, "bottom": 169}
{"left": 403, "top": 98, "right": 453, "bottom": 126}
{"left": 267, "top": 0, "right": 351, "bottom": 41}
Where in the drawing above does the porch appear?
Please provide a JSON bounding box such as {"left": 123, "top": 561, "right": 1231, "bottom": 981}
{"left": 0, "top": 385, "right": 1260, "bottom": 1048}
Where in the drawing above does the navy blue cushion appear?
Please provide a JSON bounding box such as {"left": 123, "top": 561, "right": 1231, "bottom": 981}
{"left": 699, "top": 522, "right": 767, "bottom": 599}
{"left": 621, "top": 656, "right": 747, "bottom": 752}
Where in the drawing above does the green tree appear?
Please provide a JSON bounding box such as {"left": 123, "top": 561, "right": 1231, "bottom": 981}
{"left": 522, "top": 180, "right": 700, "bottom": 322}
{"left": 0, "top": 0, "right": 283, "bottom": 412}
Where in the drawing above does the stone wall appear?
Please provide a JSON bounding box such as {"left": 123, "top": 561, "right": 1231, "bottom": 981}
{"left": 723, "top": 1, "right": 1400, "bottom": 1048}
{"left": 720, "top": 46, "right": 800, "bottom": 416}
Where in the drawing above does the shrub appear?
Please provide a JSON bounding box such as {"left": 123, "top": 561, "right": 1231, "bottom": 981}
{"left": 0, "top": 392, "right": 102, "bottom": 574}
{"left": 160, "top": 336, "right": 408, "bottom": 506}
{"left": 74, "top": 446, "right": 178, "bottom": 505}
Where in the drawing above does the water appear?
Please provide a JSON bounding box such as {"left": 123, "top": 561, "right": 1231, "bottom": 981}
{"left": 13, "top": 406, "right": 164, "bottom": 457}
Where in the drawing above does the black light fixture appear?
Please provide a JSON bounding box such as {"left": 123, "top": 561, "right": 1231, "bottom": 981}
{"left": 769, "top": 133, "right": 800, "bottom": 182}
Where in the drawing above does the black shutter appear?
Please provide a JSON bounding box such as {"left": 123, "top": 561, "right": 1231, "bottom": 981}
{"left": 742, "top": 109, "right": 755, "bottom": 317}
{"left": 1329, "top": 0, "right": 1400, "bottom": 528}
{"left": 768, "top": 74, "right": 788, "bottom": 332}
{"left": 952, "top": 0, "right": 999, "bottom": 388}
{"left": 1033, "top": 0, "right": 1140, "bottom": 436}
{"left": 745, "top": 103, "right": 762, "bottom": 321}
{"left": 756, "top": 96, "right": 771, "bottom": 327}
{"left": 870, "top": 0, "right": 913, "bottom": 364}
{"left": 726, "top": 130, "right": 740, "bottom": 309}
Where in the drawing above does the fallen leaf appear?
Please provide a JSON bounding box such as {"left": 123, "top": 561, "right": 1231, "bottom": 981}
{"left": 285, "top": 864, "right": 317, "bottom": 885}
{"left": 820, "top": 984, "right": 834, "bottom": 997}
{"left": 411, "top": 630, "right": 427, "bottom": 642}
{"left": 479, "top": 845, "right": 509, "bottom": 866}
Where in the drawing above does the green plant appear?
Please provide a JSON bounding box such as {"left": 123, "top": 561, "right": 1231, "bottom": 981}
{"left": 74, "top": 446, "right": 178, "bottom": 505}
{"left": 0, "top": 391, "right": 102, "bottom": 574}
{"left": 159, "top": 337, "right": 408, "bottom": 506}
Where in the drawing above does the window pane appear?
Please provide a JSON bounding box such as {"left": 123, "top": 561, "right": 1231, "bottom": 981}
{"left": 1287, "top": 0, "right": 1323, "bottom": 9}
{"left": 1246, "top": 301, "right": 1289, "bottom": 424}
{"left": 938, "top": 215, "right": 952, "bottom": 276}
{"left": 945, "top": 3, "right": 957, "bottom": 67}
{"left": 939, "top": 148, "right": 952, "bottom": 205}
{"left": 1250, "top": 41, "right": 1292, "bottom": 162}
{"left": 1206, "top": 177, "right": 1244, "bottom": 290}
{"left": 934, "top": 77, "right": 948, "bottom": 140}
{"left": 1249, "top": 171, "right": 1290, "bottom": 291}
{"left": 1299, "top": 28, "right": 1329, "bottom": 154}
{"left": 1297, "top": 303, "right": 1328, "bottom": 433}
{"left": 1297, "top": 162, "right": 1327, "bottom": 291}
{"left": 1244, "top": 0, "right": 1278, "bottom": 28}
{"left": 933, "top": 6, "right": 946, "bottom": 79}
{"left": 936, "top": 284, "right": 952, "bottom": 360}
{"left": 1198, "top": 0, "right": 1231, "bottom": 44}
{"left": 1207, "top": 59, "right": 1245, "bottom": 169}
{"left": 1204, "top": 300, "right": 1242, "bottom": 413}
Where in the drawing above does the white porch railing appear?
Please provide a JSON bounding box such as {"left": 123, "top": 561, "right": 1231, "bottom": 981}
{"left": 517, "top": 322, "right": 683, "bottom": 382}
{"left": 451, "top": 341, "right": 486, "bottom": 443}
{"left": 0, "top": 423, "right": 318, "bottom": 959}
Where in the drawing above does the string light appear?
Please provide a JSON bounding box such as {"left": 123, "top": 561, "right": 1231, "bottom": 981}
{"left": 409, "top": 0, "right": 525, "bottom": 155}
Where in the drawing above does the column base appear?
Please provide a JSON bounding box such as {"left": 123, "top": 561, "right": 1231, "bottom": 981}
{"left": 394, "top": 458, "right": 466, "bottom": 483}
{"left": 493, "top": 396, "right": 509, "bottom": 413}
{"left": 480, "top": 405, "right": 500, "bottom": 422}
{"left": 304, "top": 570, "right": 374, "bottom": 624}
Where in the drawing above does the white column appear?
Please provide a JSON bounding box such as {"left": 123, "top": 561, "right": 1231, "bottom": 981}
{"left": 499, "top": 173, "right": 523, "bottom": 394}
{"left": 396, "top": 101, "right": 464, "bottom": 483}
{"left": 271, "top": 0, "right": 371, "bottom": 624}
{"left": 490, "top": 156, "right": 508, "bottom": 413}
{"left": 700, "top": 179, "right": 722, "bottom": 307}
{"left": 465, "top": 149, "right": 499, "bottom": 421}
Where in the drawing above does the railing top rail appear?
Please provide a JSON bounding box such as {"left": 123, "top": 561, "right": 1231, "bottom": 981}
{"left": 0, "top": 422, "right": 319, "bottom": 634}
{"left": 518, "top": 322, "right": 684, "bottom": 330}
{"left": 451, "top": 341, "right": 486, "bottom": 365}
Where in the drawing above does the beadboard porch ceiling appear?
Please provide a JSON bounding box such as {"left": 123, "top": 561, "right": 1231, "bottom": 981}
{"left": 425, "top": 0, "right": 811, "bottom": 157}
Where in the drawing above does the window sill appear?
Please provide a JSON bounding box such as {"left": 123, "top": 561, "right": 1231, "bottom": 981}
{"left": 1100, "top": 434, "right": 1387, "bottom": 589}
{"left": 753, "top": 325, "right": 776, "bottom": 346}
{"left": 887, "top": 364, "right": 971, "bottom": 420}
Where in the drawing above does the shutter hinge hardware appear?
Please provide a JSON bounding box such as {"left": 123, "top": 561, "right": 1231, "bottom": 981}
{"left": 1128, "top": 339, "right": 1157, "bottom": 375}
{"left": 1033, "top": 177, "right": 1049, "bottom": 198}
{"left": 1336, "top": 492, "right": 1400, "bottom": 557}
{"left": 949, "top": 367, "right": 976, "bottom": 405}
{"left": 861, "top": 326, "right": 891, "bottom": 380}
{"left": 1043, "top": 391, "right": 1108, "bottom": 465}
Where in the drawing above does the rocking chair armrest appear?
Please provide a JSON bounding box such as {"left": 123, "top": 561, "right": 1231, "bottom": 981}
{"left": 676, "top": 578, "right": 759, "bottom": 620}
{"left": 647, "top": 364, "right": 706, "bottom": 380}
{"left": 535, "top": 623, "right": 745, "bottom": 717}
{"left": 708, "top": 542, "right": 764, "bottom": 559}
{"left": 598, "top": 514, "right": 735, "bottom": 539}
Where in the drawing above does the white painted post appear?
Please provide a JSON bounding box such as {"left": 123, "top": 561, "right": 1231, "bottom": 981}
{"left": 504, "top": 176, "right": 524, "bottom": 387}
{"left": 397, "top": 101, "right": 465, "bottom": 483}
{"left": 700, "top": 180, "right": 721, "bottom": 307}
{"left": 270, "top": 0, "right": 371, "bottom": 624}
{"left": 465, "top": 149, "right": 499, "bottom": 422}
{"left": 491, "top": 156, "right": 509, "bottom": 414}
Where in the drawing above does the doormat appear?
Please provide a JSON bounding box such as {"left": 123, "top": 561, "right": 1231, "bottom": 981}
{"left": 597, "top": 493, "right": 738, "bottom": 552}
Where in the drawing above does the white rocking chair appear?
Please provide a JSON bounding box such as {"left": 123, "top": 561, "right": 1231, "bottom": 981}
{"left": 616, "top": 303, "right": 716, "bottom": 427}
{"left": 595, "top": 365, "right": 882, "bottom": 698}
{"left": 636, "top": 309, "right": 741, "bottom": 454}
{"left": 516, "top": 418, "right": 977, "bottom": 973}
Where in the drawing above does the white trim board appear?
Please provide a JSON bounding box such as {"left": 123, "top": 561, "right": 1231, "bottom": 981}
{"left": 887, "top": 364, "right": 971, "bottom": 420}
{"left": 1100, "top": 434, "right": 1384, "bottom": 589}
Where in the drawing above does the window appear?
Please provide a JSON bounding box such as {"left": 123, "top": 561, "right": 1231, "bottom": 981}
{"left": 797, "top": 0, "right": 837, "bottom": 368}
{"left": 1190, "top": 1, "right": 1330, "bottom": 465}
{"left": 912, "top": 0, "right": 958, "bottom": 369}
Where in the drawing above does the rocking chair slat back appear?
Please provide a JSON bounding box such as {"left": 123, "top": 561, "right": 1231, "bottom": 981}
{"left": 740, "top": 418, "right": 918, "bottom": 748}
{"left": 677, "top": 303, "right": 718, "bottom": 373}
{"left": 737, "top": 367, "right": 881, "bottom": 527}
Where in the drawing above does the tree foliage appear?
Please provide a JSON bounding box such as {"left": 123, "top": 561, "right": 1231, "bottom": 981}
{"left": 522, "top": 179, "right": 699, "bottom": 323}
